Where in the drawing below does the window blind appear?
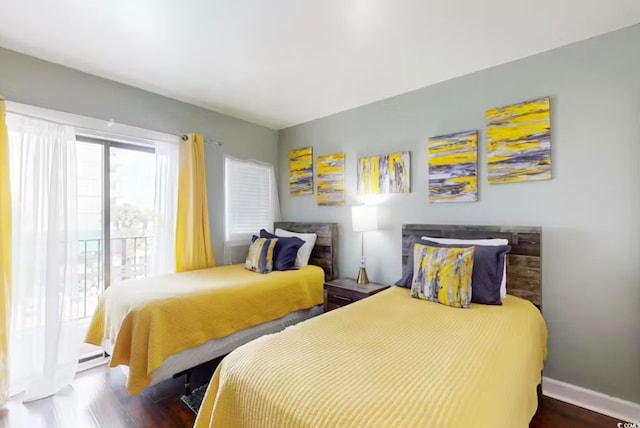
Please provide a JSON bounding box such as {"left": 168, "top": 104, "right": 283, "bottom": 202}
{"left": 225, "top": 157, "right": 277, "bottom": 243}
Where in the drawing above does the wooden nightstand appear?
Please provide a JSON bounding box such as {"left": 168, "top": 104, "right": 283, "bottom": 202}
{"left": 324, "top": 278, "right": 390, "bottom": 312}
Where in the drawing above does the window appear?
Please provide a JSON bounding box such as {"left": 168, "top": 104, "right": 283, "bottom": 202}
{"left": 225, "top": 157, "right": 278, "bottom": 243}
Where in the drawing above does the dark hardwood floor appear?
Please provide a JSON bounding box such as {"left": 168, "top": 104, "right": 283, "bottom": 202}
{"left": 0, "top": 363, "right": 622, "bottom": 428}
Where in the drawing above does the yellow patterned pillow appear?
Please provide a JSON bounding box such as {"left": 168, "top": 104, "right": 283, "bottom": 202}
{"left": 410, "top": 244, "right": 475, "bottom": 308}
{"left": 245, "top": 237, "right": 278, "bottom": 274}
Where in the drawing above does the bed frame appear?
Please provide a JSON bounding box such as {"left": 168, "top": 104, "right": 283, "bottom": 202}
{"left": 401, "top": 224, "right": 542, "bottom": 310}
{"left": 175, "top": 221, "right": 338, "bottom": 395}
{"left": 402, "top": 224, "right": 544, "bottom": 400}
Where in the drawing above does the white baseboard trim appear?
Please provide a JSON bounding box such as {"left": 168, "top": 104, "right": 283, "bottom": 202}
{"left": 543, "top": 377, "right": 640, "bottom": 423}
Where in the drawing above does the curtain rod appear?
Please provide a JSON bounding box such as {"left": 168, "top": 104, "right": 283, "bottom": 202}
{"left": 6, "top": 110, "right": 96, "bottom": 131}
{"left": 180, "top": 134, "right": 223, "bottom": 147}
{"left": 4, "top": 110, "right": 165, "bottom": 145}
{"left": 5, "top": 102, "right": 223, "bottom": 148}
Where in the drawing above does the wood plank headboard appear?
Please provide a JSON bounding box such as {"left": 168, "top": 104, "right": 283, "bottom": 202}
{"left": 274, "top": 222, "right": 339, "bottom": 281}
{"left": 402, "top": 224, "right": 542, "bottom": 309}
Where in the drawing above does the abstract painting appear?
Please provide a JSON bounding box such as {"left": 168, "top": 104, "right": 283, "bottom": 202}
{"left": 486, "top": 97, "right": 551, "bottom": 184}
{"left": 317, "top": 153, "right": 345, "bottom": 206}
{"left": 357, "top": 151, "right": 410, "bottom": 195}
{"left": 289, "top": 147, "right": 313, "bottom": 196}
{"left": 428, "top": 130, "right": 478, "bottom": 203}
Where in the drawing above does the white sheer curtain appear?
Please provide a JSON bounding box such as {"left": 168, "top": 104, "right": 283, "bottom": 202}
{"left": 150, "top": 139, "right": 179, "bottom": 275}
{"left": 6, "top": 113, "right": 81, "bottom": 402}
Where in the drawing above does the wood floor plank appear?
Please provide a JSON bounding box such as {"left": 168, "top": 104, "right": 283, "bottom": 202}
{"left": 531, "top": 394, "right": 623, "bottom": 428}
{"left": 157, "top": 397, "right": 197, "bottom": 427}
{"left": 0, "top": 365, "right": 627, "bottom": 428}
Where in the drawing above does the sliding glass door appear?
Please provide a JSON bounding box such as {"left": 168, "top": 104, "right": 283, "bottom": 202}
{"left": 110, "top": 145, "right": 155, "bottom": 284}
{"left": 75, "top": 137, "right": 155, "bottom": 321}
{"left": 75, "top": 141, "right": 104, "bottom": 321}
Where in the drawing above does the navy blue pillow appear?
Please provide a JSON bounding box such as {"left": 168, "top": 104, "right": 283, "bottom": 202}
{"left": 395, "top": 235, "right": 421, "bottom": 288}
{"left": 259, "top": 229, "right": 304, "bottom": 271}
{"left": 395, "top": 235, "right": 510, "bottom": 305}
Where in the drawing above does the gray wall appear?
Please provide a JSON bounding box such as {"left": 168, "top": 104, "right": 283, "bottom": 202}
{"left": 279, "top": 24, "right": 640, "bottom": 403}
{"left": 0, "top": 47, "right": 279, "bottom": 262}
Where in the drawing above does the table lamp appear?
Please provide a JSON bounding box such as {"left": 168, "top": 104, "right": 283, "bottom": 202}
{"left": 351, "top": 205, "right": 378, "bottom": 285}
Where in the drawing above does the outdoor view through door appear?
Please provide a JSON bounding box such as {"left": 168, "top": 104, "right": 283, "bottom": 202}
{"left": 75, "top": 137, "right": 156, "bottom": 322}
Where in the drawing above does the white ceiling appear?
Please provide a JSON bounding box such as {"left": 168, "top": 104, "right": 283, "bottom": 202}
{"left": 1, "top": 1, "right": 639, "bottom": 130}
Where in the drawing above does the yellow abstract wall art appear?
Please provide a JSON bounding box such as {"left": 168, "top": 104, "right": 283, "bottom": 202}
{"left": 289, "top": 147, "right": 313, "bottom": 196}
{"left": 317, "top": 153, "right": 345, "bottom": 206}
{"left": 428, "top": 130, "right": 478, "bottom": 203}
{"left": 357, "top": 151, "right": 410, "bottom": 195}
{"left": 486, "top": 97, "right": 551, "bottom": 184}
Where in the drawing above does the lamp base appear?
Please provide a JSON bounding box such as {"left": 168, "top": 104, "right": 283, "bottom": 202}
{"left": 356, "top": 267, "right": 369, "bottom": 285}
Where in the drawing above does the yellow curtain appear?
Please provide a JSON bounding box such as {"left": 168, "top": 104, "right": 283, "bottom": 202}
{"left": 175, "top": 134, "right": 215, "bottom": 272}
{"left": 0, "top": 100, "right": 11, "bottom": 406}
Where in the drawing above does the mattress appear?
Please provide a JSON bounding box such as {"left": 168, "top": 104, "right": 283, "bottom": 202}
{"left": 195, "top": 286, "right": 548, "bottom": 428}
{"left": 85, "top": 264, "right": 325, "bottom": 395}
{"left": 114, "top": 304, "right": 324, "bottom": 386}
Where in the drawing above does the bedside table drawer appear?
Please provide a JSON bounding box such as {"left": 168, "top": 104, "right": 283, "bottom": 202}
{"left": 323, "top": 279, "right": 389, "bottom": 312}
{"left": 324, "top": 291, "right": 358, "bottom": 312}
{"left": 327, "top": 292, "right": 357, "bottom": 306}
{"left": 325, "top": 285, "right": 362, "bottom": 301}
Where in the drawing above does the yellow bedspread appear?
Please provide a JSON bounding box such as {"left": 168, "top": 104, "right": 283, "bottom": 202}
{"left": 85, "top": 264, "right": 324, "bottom": 395}
{"left": 195, "top": 286, "right": 547, "bottom": 428}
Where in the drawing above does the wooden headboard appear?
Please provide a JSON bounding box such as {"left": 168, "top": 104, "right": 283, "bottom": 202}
{"left": 402, "top": 224, "right": 542, "bottom": 310}
{"left": 274, "top": 222, "right": 338, "bottom": 281}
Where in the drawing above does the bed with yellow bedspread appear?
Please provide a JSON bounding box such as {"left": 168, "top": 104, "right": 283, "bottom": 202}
{"left": 195, "top": 286, "right": 547, "bottom": 428}
{"left": 85, "top": 264, "right": 324, "bottom": 395}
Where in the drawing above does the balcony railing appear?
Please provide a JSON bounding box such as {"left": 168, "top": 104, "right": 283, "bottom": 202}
{"left": 75, "top": 236, "right": 153, "bottom": 320}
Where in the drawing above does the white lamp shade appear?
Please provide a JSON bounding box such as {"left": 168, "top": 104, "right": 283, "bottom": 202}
{"left": 352, "top": 205, "right": 378, "bottom": 232}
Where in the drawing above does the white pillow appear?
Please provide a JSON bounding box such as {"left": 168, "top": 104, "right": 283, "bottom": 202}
{"left": 421, "top": 236, "right": 509, "bottom": 246}
{"left": 275, "top": 228, "right": 318, "bottom": 267}
{"left": 421, "top": 236, "right": 509, "bottom": 298}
